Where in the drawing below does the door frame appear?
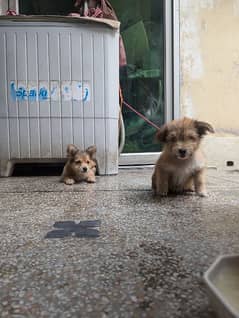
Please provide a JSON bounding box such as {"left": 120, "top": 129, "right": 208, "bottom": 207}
{"left": 119, "top": 0, "right": 180, "bottom": 166}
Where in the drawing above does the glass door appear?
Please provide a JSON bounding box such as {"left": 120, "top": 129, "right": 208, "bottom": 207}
{"left": 111, "top": 0, "right": 176, "bottom": 165}
{"left": 112, "top": 0, "right": 164, "bottom": 152}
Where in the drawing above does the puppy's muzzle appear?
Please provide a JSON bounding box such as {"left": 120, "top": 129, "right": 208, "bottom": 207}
{"left": 81, "top": 166, "right": 88, "bottom": 173}
{"left": 178, "top": 148, "right": 187, "bottom": 158}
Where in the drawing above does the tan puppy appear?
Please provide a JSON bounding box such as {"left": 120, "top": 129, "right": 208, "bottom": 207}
{"left": 61, "top": 144, "right": 97, "bottom": 185}
{"left": 152, "top": 117, "right": 214, "bottom": 197}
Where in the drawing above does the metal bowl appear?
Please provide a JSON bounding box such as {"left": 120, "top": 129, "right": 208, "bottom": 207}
{"left": 204, "top": 255, "right": 239, "bottom": 318}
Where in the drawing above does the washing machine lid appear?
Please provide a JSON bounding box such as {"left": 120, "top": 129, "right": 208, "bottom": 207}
{"left": 0, "top": 15, "right": 120, "bottom": 30}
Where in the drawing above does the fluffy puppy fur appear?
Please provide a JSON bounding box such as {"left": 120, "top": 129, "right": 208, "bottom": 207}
{"left": 152, "top": 117, "right": 214, "bottom": 197}
{"left": 61, "top": 144, "right": 98, "bottom": 185}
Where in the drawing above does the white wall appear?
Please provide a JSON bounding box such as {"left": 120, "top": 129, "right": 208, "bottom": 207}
{"left": 180, "top": 0, "right": 239, "bottom": 169}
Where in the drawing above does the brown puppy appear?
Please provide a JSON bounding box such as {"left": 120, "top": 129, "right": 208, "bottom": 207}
{"left": 152, "top": 117, "right": 214, "bottom": 197}
{"left": 61, "top": 144, "right": 97, "bottom": 185}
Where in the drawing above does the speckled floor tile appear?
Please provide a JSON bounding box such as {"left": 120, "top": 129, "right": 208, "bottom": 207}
{"left": 0, "top": 168, "right": 238, "bottom": 317}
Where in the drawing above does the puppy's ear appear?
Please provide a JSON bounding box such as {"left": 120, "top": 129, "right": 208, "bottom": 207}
{"left": 194, "top": 120, "right": 214, "bottom": 137}
{"left": 86, "top": 145, "right": 97, "bottom": 158}
{"left": 156, "top": 125, "right": 168, "bottom": 143}
{"left": 66, "top": 144, "right": 79, "bottom": 157}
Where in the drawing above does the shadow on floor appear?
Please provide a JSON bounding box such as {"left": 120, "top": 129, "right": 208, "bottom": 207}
{"left": 12, "top": 163, "right": 65, "bottom": 176}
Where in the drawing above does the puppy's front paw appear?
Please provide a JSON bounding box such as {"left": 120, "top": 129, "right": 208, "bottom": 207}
{"left": 86, "top": 177, "right": 96, "bottom": 183}
{"left": 64, "top": 178, "right": 75, "bottom": 185}
{"left": 197, "top": 191, "right": 208, "bottom": 197}
{"left": 184, "top": 187, "right": 194, "bottom": 193}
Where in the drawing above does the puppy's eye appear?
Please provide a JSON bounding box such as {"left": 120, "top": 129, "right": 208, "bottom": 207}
{"left": 188, "top": 135, "right": 196, "bottom": 141}
{"left": 75, "top": 160, "right": 82, "bottom": 164}
{"left": 168, "top": 135, "right": 177, "bottom": 142}
{"left": 87, "top": 160, "right": 90, "bottom": 164}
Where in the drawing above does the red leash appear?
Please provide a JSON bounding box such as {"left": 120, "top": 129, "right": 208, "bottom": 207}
{"left": 119, "top": 88, "right": 160, "bottom": 131}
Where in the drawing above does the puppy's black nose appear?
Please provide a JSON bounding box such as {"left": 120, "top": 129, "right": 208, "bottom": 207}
{"left": 83, "top": 167, "right": 87, "bottom": 172}
{"left": 178, "top": 148, "right": 187, "bottom": 157}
